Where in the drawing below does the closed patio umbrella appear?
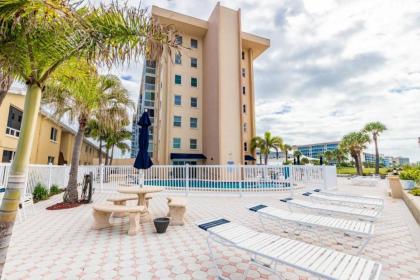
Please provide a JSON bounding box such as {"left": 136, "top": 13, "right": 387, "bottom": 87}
{"left": 134, "top": 111, "right": 153, "bottom": 177}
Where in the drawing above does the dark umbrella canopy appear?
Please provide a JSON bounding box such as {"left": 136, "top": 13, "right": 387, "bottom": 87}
{"left": 134, "top": 111, "right": 153, "bottom": 169}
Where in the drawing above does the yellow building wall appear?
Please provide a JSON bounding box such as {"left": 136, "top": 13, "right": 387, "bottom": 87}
{"left": 0, "top": 93, "right": 101, "bottom": 165}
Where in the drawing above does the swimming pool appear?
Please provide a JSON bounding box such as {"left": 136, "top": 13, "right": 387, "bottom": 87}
{"left": 143, "top": 179, "right": 291, "bottom": 190}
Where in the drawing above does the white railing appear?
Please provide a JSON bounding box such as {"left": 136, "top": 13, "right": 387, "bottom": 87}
{"left": 0, "top": 163, "right": 336, "bottom": 196}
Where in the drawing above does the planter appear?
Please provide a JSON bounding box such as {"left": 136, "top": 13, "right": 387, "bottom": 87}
{"left": 400, "top": 179, "right": 416, "bottom": 190}
{"left": 388, "top": 176, "right": 403, "bottom": 199}
{"left": 154, "top": 217, "right": 170, "bottom": 234}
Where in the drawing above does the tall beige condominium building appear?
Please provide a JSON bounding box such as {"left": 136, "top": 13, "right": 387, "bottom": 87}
{"left": 131, "top": 3, "right": 269, "bottom": 165}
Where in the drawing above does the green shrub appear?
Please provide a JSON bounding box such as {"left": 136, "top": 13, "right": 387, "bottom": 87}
{"left": 409, "top": 188, "right": 420, "bottom": 196}
{"left": 33, "top": 183, "right": 49, "bottom": 201}
{"left": 399, "top": 168, "right": 420, "bottom": 182}
{"left": 49, "top": 184, "right": 62, "bottom": 196}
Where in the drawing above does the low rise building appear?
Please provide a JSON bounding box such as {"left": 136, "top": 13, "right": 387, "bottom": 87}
{"left": 293, "top": 141, "right": 340, "bottom": 159}
{"left": 0, "top": 91, "right": 103, "bottom": 165}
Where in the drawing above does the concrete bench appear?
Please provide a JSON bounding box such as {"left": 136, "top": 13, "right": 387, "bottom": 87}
{"left": 167, "top": 197, "right": 187, "bottom": 226}
{"left": 107, "top": 194, "right": 153, "bottom": 217}
{"left": 92, "top": 203, "right": 146, "bottom": 235}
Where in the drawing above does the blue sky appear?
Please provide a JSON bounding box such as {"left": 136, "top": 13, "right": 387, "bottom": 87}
{"left": 103, "top": 0, "right": 420, "bottom": 161}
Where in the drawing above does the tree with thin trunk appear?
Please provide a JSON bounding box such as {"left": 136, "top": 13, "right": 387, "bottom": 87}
{"left": 332, "top": 148, "right": 348, "bottom": 166}
{"left": 0, "top": 1, "right": 174, "bottom": 272}
{"left": 105, "top": 128, "right": 131, "bottom": 165}
{"left": 251, "top": 132, "right": 283, "bottom": 165}
{"left": 340, "top": 132, "right": 370, "bottom": 175}
{"left": 363, "top": 122, "right": 387, "bottom": 175}
{"left": 323, "top": 150, "right": 334, "bottom": 165}
{"left": 282, "top": 144, "right": 292, "bottom": 163}
{"left": 43, "top": 60, "right": 133, "bottom": 202}
{"left": 293, "top": 150, "right": 302, "bottom": 165}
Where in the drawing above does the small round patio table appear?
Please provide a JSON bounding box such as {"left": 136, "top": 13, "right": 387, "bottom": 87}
{"left": 117, "top": 186, "right": 164, "bottom": 222}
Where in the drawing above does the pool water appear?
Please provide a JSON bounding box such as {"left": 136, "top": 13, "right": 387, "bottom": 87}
{"left": 143, "top": 179, "right": 290, "bottom": 189}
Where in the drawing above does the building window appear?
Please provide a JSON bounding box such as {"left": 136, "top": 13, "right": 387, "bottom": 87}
{"left": 190, "top": 139, "right": 197, "bottom": 149}
{"left": 50, "top": 127, "right": 58, "bottom": 142}
{"left": 190, "top": 117, "right": 198, "bottom": 128}
{"left": 191, "top": 97, "right": 198, "bottom": 108}
{"left": 242, "top": 86, "right": 246, "bottom": 95}
{"left": 242, "top": 51, "right": 245, "bottom": 60}
{"left": 191, "top": 77, "right": 198, "bottom": 87}
{"left": 191, "top": 58, "right": 197, "bottom": 68}
{"left": 244, "top": 142, "right": 248, "bottom": 152}
{"left": 1, "top": 150, "right": 15, "bottom": 163}
{"left": 173, "top": 116, "right": 182, "bottom": 127}
{"left": 242, "top": 68, "right": 246, "bottom": 77}
{"left": 243, "top": 123, "right": 247, "bottom": 132}
{"left": 47, "top": 156, "right": 55, "bottom": 164}
{"left": 175, "top": 35, "right": 183, "bottom": 45}
{"left": 175, "top": 75, "right": 182, "bottom": 85}
{"left": 175, "top": 53, "right": 182, "bottom": 64}
{"left": 6, "top": 106, "right": 23, "bottom": 137}
{"left": 173, "top": 138, "right": 181, "bottom": 149}
{"left": 243, "top": 105, "right": 246, "bottom": 113}
{"left": 191, "top": 38, "right": 198, "bottom": 48}
{"left": 174, "top": 95, "right": 182, "bottom": 106}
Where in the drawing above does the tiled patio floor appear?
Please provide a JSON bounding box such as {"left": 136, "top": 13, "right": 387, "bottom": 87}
{"left": 3, "top": 178, "right": 420, "bottom": 279}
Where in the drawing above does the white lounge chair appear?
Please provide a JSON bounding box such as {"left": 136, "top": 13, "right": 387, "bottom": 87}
{"left": 281, "top": 198, "right": 380, "bottom": 222}
{"left": 248, "top": 204, "right": 374, "bottom": 254}
{"left": 313, "top": 189, "right": 383, "bottom": 202}
{"left": 197, "top": 218, "right": 381, "bottom": 280}
{"left": 302, "top": 191, "right": 384, "bottom": 210}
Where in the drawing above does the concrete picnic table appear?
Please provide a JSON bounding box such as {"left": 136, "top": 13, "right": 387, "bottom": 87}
{"left": 117, "top": 186, "right": 164, "bottom": 221}
{"left": 117, "top": 186, "right": 164, "bottom": 207}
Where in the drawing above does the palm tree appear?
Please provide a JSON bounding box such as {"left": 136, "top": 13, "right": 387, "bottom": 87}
{"left": 0, "top": 1, "right": 174, "bottom": 270}
{"left": 340, "top": 132, "right": 370, "bottom": 175}
{"left": 282, "top": 144, "right": 292, "bottom": 163}
{"left": 363, "top": 122, "right": 387, "bottom": 175}
{"left": 293, "top": 150, "right": 302, "bottom": 165}
{"left": 105, "top": 128, "right": 131, "bottom": 165}
{"left": 251, "top": 132, "right": 283, "bottom": 165}
{"left": 332, "top": 148, "right": 348, "bottom": 166}
{"left": 0, "top": 67, "right": 13, "bottom": 106}
{"left": 85, "top": 120, "right": 107, "bottom": 165}
{"left": 323, "top": 150, "right": 334, "bottom": 164}
{"left": 43, "top": 60, "right": 133, "bottom": 202}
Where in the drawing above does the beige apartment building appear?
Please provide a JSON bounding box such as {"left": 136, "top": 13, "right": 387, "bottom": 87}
{"left": 0, "top": 91, "right": 103, "bottom": 165}
{"left": 131, "top": 3, "right": 270, "bottom": 165}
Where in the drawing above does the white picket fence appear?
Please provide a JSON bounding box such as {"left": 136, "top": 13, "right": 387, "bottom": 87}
{"left": 0, "top": 163, "right": 336, "bottom": 196}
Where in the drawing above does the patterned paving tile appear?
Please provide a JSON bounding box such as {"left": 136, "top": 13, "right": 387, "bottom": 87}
{"left": 2, "top": 178, "right": 420, "bottom": 279}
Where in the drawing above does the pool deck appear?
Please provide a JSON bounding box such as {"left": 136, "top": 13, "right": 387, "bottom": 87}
{"left": 3, "top": 178, "right": 420, "bottom": 279}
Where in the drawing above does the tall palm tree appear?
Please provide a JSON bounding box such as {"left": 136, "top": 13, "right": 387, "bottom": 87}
{"left": 0, "top": 1, "right": 174, "bottom": 271}
{"left": 282, "top": 144, "right": 292, "bottom": 163}
{"left": 340, "top": 132, "right": 370, "bottom": 175}
{"left": 105, "top": 128, "right": 131, "bottom": 165}
{"left": 363, "top": 122, "right": 387, "bottom": 175}
{"left": 251, "top": 132, "right": 283, "bottom": 165}
{"left": 85, "top": 120, "right": 107, "bottom": 165}
{"left": 43, "top": 60, "right": 133, "bottom": 202}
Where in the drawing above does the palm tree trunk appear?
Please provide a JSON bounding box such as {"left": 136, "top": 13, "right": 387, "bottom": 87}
{"left": 0, "top": 84, "right": 42, "bottom": 274}
{"left": 110, "top": 144, "right": 115, "bottom": 165}
{"left": 105, "top": 147, "right": 109, "bottom": 165}
{"left": 352, "top": 153, "right": 360, "bottom": 175}
{"left": 64, "top": 119, "right": 86, "bottom": 203}
{"left": 373, "top": 135, "right": 379, "bottom": 175}
{"left": 357, "top": 151, "right": 364, "bottom": 175}
{"left": 0, "top": 73, "right": 13, "bottom": 106}
{"left": 98, "top": 138, "right": 103, "bottom": 165}
{"left": 285, "top": 150, "right": 288, "bottom": 162}
{"left": 264, "top": 152, "right": 268, "bottom": 165}
{"left": 259, "top": 152, "right": 262, "bottom": 165}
